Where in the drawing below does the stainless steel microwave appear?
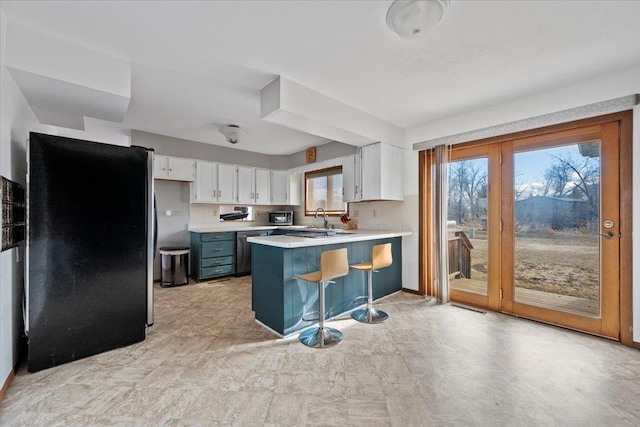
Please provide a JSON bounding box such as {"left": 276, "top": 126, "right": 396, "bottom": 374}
{"left": 269, "top": 211, "right": 293, "bottom": 226}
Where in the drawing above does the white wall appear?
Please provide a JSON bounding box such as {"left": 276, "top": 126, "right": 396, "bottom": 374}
{"left": 404, "top": 62, "right": 640, "bottom": 341}
{"left": 153, "top": 181, "right": 191, "bottom": 280}
{"left": 0, "top": 10, "right": 55, "bottom": 390}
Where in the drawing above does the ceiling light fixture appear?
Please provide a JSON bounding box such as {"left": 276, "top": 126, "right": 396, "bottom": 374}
{"left": 219, "top": 124, "right": 247, "bottom": 144}
{"left": 386, "top": 0, "right": 449, "bottom": 40}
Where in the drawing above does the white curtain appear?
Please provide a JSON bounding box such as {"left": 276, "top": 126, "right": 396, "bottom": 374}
{"left": 433, "top": 144, "right": 450, "bottom": 304}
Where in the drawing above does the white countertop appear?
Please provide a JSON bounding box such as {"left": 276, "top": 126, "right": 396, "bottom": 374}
{"left": 190, "top": 225, "right": 276, "bottom": 233}
{"left": 189, "top": 225, "right": 309, "bottom": 233}
{"left": 246, "top": 230, "right": 412, "bottom": 248}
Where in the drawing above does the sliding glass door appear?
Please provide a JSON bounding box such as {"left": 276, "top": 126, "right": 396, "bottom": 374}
{"left": 438, "top": 118, "right": 625, "bottom": 339}
{"left": 501, "top": 123, "right": 620, "bottom": 337}
{"left": 447, "top": 144, "right": 501, "bottom": 310}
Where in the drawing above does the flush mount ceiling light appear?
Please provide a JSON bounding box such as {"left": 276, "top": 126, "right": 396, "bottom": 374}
{"left": 386, "top": 0, "right": 449, "bottom": 40}
{"left": 219, "top": 124, "right": 247, "bottom": 144}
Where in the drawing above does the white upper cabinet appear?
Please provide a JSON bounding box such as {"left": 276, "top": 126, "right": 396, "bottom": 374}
{"left": 361, "top": 142, "right": 404, "bottom": 201}
{"left": 237, "top": 166, "right": 271, "bottom": 205}
{"left": 193, "top": 161, "right": 217, "bottom": 202}
{"left": 217, "top": 163, "right": 237, "bottom": 204}
{"left": 255, "top": 168, "right": 271, "bottom": 205}
{"left": 271, "top": 170, "right": 303, "bottom": 206}
{"left": 289, "top": 173, "right": 302, "bottom": 206}
{"left": 191, "top": 163, "right": 273, "bottom": 205}
{"left": 154, "top": 154, "right": 195, "bottom": 181}
{"left": 344, "top": 142, "right": 403, "bottom": 202}
{"left": 153, "top": 154, "right": 167, "bottom": 178}
{"left": 236, "top": 166, "right": 255, "bottom": 204}
{"left": 191, "top": 161, "right": 237, "bottom": 204}
{"left": 342, "top": 152, "right": 361, "bottom": 202}
{"left": 270, "top": 170, "right": 289, "bottom": 205}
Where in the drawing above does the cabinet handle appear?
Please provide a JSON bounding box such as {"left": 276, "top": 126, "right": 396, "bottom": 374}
{"left": 218, "top": 190, "right": 221, "bottom": 198}
{"left": 215, "top": 248, "right": 223, "bottom": 251}
{"left": 256, "top": 192, "right": 259, "bottom": 199}
{"left": 215, "top": 261, "right": 223, "bottom": 265}
{"left": 214, "top": 269, "right": 222, "bottom": 274}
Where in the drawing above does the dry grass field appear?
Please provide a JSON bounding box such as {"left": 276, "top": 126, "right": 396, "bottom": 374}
{"left": 465, "top": 230, "right": 599, "bottom": 301}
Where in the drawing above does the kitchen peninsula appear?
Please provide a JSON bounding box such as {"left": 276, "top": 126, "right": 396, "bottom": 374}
{"left": 247, "top": 230, "right": 411, "bottom": 336}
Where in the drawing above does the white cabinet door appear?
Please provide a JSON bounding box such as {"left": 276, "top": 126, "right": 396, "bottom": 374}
{"left": 360, "top": 144, "right": 379, "bottom": 200}
{"left": 237, "top": 166, "right": 255, "bottom": 204}
{"left": 359, "top": 142, "right": 403, "bottom": 201}
{"left": 342, "top": 152, "right": 361, "bottom": 202}
{"left": 193, "top": 161, "right": 217, "bottom": 202}
{"left": 153, "top": 154, "right": 194, "bottom": 181}
{"left": 153, "top": 154, "right": 169, "bottom": 179}
{"left": 255, "top": 168, "right": 271, "bottom": 205}
{"left": 217, "top": 163, "right": 237, "bottom": 204}
{"left": 289, "top": 173, "right": 302, "bottom": 206}
{"left": 379, "top": 143, "right": 404, "bottom": 200}
{"left": 168, "top": 157, "right": 195, "bottom": 181}
{"left": 271, "top": 170, "right": 289, "bottom": 205}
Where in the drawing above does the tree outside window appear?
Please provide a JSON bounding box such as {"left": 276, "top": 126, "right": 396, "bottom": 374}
{"left": 305, "top": 166, "right": 346, "bottom": 215}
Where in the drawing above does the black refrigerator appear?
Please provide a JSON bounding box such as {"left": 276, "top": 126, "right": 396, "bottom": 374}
{"left": 26, "top": 132, "right": 154, "bottom": 373}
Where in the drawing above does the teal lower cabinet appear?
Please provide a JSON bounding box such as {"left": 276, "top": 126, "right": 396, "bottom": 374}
{"left": 251, "top": 237, "right": 402, "bottom": 336}
{"left": 190, "top": 232, "right": 236, "bottom": 281}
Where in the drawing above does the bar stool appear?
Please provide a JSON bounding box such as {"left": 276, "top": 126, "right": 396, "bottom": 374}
{"left": 351, "top": 243, "right": 392, "bottom": 323}
{"left": 294, "top": 248, "right": 349, "bottom": 348}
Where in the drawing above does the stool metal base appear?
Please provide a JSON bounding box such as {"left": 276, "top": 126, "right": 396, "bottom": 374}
{"left": 299, "top": 327, "right": 344, "bottom": 348}
{"left": 351, "top": 307, "right": 389, "bottom": 324}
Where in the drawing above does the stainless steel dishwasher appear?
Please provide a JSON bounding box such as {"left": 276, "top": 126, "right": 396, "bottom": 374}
{"left": 235, "top": 230, "right": 270, "bottom": 276}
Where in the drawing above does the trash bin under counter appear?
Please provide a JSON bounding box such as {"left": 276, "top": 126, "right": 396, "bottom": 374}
{"left": 160, "top": 246, "right": 189, "bottom": 287}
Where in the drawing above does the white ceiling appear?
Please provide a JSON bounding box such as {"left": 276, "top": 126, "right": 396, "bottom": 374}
{"left": 2, "top": 0, "right": 640, "bottom": 155}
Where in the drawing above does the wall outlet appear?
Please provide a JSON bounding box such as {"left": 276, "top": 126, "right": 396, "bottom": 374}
{"left": 213, "top": 209, "right": 218, "bottom": 217}
{"left": 354, "top": 209, "right": 359, "bottom": 218}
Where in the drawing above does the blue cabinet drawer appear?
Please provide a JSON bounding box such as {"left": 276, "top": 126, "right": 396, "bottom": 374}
{"left": 202, "top": 256, "right": 234, "bottom": 268}
{"left": 201, "top": 264, "right": 234, "bottom": 278}
{"left": 201, "top": 232, "right": 235, "bottom": 242}
{"left": 202, "top": 241, "right": 234, "bottom": 258}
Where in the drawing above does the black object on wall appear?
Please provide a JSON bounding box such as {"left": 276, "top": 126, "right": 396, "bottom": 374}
{"left": 26, "top": 132, "right": 154, "bottom": 373}
{"left": 1, "top": 176, "right": 26, "bottom": 251}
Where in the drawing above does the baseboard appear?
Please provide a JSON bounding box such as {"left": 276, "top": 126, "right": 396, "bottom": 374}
{"left": 0, "top": 362, "right": 18, "bottom": 406}
{"left": 633, "top": 341, "right": 640, "bottom": 350}
{"left": 401, "top": 287, "right": 421, "bottom": 295}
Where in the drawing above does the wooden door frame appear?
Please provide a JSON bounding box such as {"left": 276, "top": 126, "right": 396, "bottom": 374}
{"left": 504, "top": 122, "right": 620, "bottom": 339}
{"left": 445, "top": 144, "right": 502, "bottom": 311}
{"left": 418, "top": 110, "right": 633, "bottom": 346}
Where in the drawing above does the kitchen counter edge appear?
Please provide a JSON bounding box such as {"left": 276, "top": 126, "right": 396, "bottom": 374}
{"left": 189, "top": 226, "right": 278, "bottom": 233}
{"left": 245, "top": 230, "right": 412, "bottom": 248}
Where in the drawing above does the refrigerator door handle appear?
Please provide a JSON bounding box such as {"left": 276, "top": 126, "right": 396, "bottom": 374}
{"left": 24, "top": 137, "right": 31, "bottom": 335}
{"left": 146, "top": 150, "right": 155, "bottom": 326}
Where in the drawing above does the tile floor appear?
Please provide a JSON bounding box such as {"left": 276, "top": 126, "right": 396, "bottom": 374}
{"left": 1, "top": 276, "right": 639, "bottom": 426}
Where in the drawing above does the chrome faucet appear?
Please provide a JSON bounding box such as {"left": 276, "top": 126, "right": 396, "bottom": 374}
{"left": 315, "top": 208, "right": 329, "bottom": 229}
